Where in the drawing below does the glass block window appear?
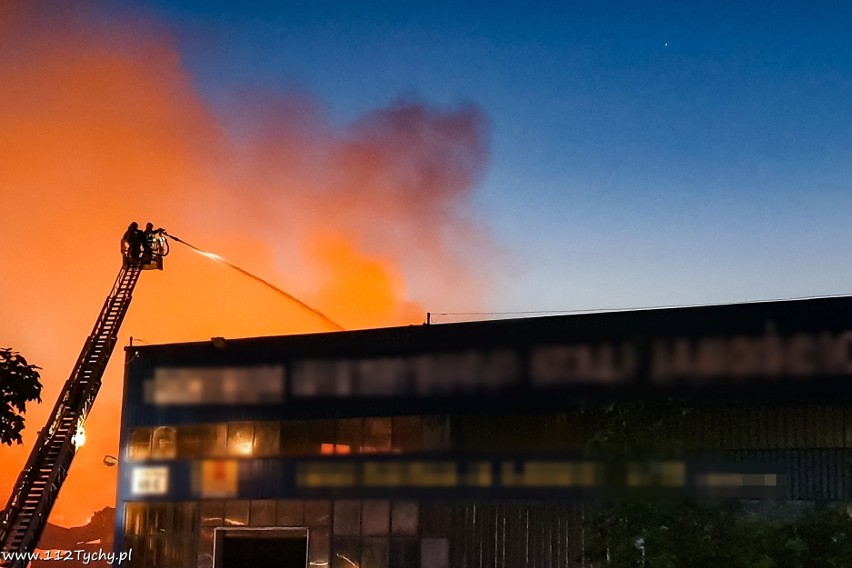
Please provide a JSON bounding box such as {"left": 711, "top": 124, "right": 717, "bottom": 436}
{"left": 361, "top": 500, "right": 390, "bottom": 535}
{"left": 127, "top": 428, "right": 152, "bottom": 461}
{"left": 333, "top": 500, "right": 361, "bottom": 536}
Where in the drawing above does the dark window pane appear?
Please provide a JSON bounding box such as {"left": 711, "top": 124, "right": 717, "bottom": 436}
{"left": 127, "top": 428, "right": 151, "bottom": 461}
{"left": 392, "top": 417, "right": 422, "bottom": 452}
{"left": 332, "top": 538, "right": 360, "bottom": 568}
{"left": 198, "top": 527, "right": 215, "bottom": 557}
{"left": 391, "top": 501, "right": 418, "bottom": 535}
{"left": 124, "top": 503, "right": 146, "bottom": 535}
{"left": 151, "top": 427, "right": 176, "bottom": 459}
{"left": 309, "top": 528, "right": 329, "bottom": 567}
{"left": 122, "top": 536, "right": 143, "bottom": 564}
{"left": 362, "top": 537, "right": 389, "bottom": 568}
{"left": 162, "top": 535, "right": 193, "bottom": 568}
{"left": 337, "top": 419, "right": 362, "bottom": 454}
{"left": 277, "top": 500, "right": 304, "bottom": 526}
{"left": 145, "top": 535, "right": 163, "bottom": 566}
{"left": 201, "top": 424, "right": 228, "bottom": 458}
{"left": 200, "top": 501, "right": 224, "bottom": 527}
{"left": 253, "top": 421, "right": 281, "bottom": 457}
{"left": 421, "top": 538, "right": 449, "bottom": 568}
{"left": 224, "top": 501, "right": 250, "bottom": 527}
{"left": 306, "top": 420, "right": 337, "bottom": 455}
{"left": 364, "top": 418, "right": 392, "bottom": 453}
{"left": 422, "top": 416, "right": 450, "bottom": 451}
{"left": 390, "top": 539, "right": 420, "bottom": 568}
{"left": 420, "top": 502, "right": 451, "bottom": 537}
{"left": 281, "top": 421, "right": 309, "bottom": 455}
{"left": 146, "top": 504, "right": 173, "bottom": 534}
{"left": 362, "top": 500, "right": 390, "bottom": 535}
{"left": 176, "top": 425, "right": 204, "bottom": 459}
{"left": 173, "top": 502, "right": 197, "bottom": 534}
{"left": 333, "top": 500, "right": 361, "bottom": 535}
{"left": 250, "top": 500, "right": 276, "bottom": 526}
{"left": 305, "top": 500, "right": 331, "bottom": 527}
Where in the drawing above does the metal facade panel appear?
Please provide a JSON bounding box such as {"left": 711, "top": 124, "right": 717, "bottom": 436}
{"left": 115, "top": 297, "right": 852, "bottom": 566}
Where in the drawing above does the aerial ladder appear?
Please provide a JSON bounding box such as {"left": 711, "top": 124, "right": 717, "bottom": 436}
{"left": 0, "top": 227, "right": 169, "bottom": 567}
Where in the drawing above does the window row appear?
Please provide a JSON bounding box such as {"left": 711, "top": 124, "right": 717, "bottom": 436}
{"left": 452, "top": 407, "right": 852, "bottom": 452}
{"left": 126, "top": 405, "right": 852, "bottom": 463}
{"left": 127, "top": 416, "right": 450, "bottom": 461}
{"left": 677, "top": 406, "right": 852, "bottom": 450}
{"left": 124, "top": 503, "right": 197, "bottom": 536}
{"left": 123, "top": 501, "right": 452, "bottom": 568}
{"left": 196, "top": 499, "right": 421, "bottom": 536}
{"left": 125, "top": 499, "right": 453, "bottom": 538}
{"left": 124, "top": 533, "right": 447, "bottom": 568}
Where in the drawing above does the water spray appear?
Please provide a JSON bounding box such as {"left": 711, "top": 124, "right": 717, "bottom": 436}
{"left": 164, "top": 232, "right": 345, "bottom": 331}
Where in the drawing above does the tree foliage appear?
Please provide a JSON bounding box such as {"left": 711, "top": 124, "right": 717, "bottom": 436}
{"left": 586, "top": 500, "right": 852, "bottom": 568}
{"left": 584, "top": 398, "right": 688, "bottom": 462}
{"left": 0, "top": 347, "right": 43, "bottom": 445}
{"left": 583, "top": 398, "right": 852, "bottom": 567}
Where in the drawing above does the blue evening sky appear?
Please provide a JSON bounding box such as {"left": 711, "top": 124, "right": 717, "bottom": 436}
{"left": 117, "top": 1, "right": 852, "bottom": 316}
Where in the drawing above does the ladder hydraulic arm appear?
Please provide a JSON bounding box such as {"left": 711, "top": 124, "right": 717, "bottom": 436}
{"left": 0, "top": 227, "right": 166, "bottom": 567}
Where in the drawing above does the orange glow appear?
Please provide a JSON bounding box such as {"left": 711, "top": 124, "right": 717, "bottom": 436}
{"left": 0, "top": 1, "right": 491, "bottom": 528}
{"left": 320, "top": 443, "right": 353, "bottom": 455}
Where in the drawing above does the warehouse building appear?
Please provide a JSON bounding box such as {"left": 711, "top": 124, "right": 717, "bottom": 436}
{"left": 115, "top": 296, "right": 852, "bottom": 567}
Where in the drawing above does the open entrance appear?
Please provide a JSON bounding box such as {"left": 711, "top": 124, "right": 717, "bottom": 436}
{"left": 214, "top": 528, "right": 307, "bottom": 568}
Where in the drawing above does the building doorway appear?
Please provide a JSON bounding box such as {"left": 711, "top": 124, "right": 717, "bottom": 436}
{"left": 214, "top": 528, "right": 307, "bottom": 568}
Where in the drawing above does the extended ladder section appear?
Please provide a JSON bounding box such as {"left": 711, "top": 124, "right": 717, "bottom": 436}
{"left": 0, "top": 264, "right": 142, "bottom": 567}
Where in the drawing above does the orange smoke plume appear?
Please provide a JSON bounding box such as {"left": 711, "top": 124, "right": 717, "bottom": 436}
{"left": 0, "top": 2, "right": 492, "bottom": 527}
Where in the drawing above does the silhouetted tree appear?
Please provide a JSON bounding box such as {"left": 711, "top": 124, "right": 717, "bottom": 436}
{"left": 583, "top": 399, "right": 852, "bottom": 567}
{"left": 0, "top": 347, "right": 43, "bottom": 445}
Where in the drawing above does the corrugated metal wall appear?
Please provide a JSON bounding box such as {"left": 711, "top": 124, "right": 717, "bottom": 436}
{"left": 723, "top": 449, "right": 852, "bottom": 501}
{"left": 678, "top": 404, "right": 852, "bottom": 501}
{"left": 450, "top": 502, "right": 585, "bottom": 568}
{"left": 680, "top": 405, "right": 852, "bottom": 450}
